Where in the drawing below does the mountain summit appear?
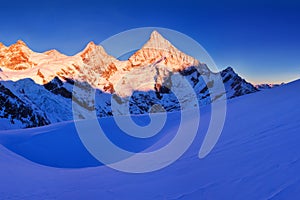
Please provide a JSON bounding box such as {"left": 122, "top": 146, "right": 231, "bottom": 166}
{"left": 144, "top": 30, "right": 174, "bottom": 49}
{"left": 128, "top": 31, "right": 200, "bottom": 70}
{"left": 0, "top": 40, "right": 35, "bottom": 70}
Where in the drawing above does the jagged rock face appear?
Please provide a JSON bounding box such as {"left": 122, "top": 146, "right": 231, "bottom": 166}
{"left": 43, "top": 77, "right": 72, "bottom": 99}
{"left": 221, "top": 67, "right": 258, "bottom": 98}
{"left": 0, "top": 31, "right": 260, "bottom": 129}
{"left": 0, "top": 41, "right": 36, "bottom": 70}
{"left": 0, "top": 82, "right": 50, "bottom": 128}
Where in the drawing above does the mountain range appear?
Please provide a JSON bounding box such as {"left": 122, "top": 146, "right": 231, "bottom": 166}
{"left": 0, "top": 31, "right": 259, "bottom": 129}
{"left": 255, "top": 83, "right": 284, "bottom": 90}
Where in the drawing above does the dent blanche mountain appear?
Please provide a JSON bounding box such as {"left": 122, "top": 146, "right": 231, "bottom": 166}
{"left": 0, "top": 31, "right": 258, "bottom": 130}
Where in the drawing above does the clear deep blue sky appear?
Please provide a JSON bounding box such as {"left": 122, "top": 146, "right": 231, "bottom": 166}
{"left": 0, "top": 0, "right": 299, "bottom": 84}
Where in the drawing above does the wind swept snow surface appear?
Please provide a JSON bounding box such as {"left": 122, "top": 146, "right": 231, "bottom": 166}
{"left": 0, "top": 80, "right": 300, "bottom": 199}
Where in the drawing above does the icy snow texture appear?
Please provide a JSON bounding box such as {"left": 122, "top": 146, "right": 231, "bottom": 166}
{"left": 0, "top": 79, "right": 299, "bottom": 199}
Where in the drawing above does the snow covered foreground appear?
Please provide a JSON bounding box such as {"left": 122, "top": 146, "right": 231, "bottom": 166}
{"left": 0, "top": 80, "right": 300, "bottom": 199}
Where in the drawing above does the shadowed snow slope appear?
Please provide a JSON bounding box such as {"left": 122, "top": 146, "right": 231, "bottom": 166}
{"left": 0, "top": 79, "right": 299, "bottom": 199}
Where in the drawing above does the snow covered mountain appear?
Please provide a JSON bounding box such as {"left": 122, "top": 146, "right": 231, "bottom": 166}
{"left": 0, "top": 31, "right": 258, "bottom": 129}
{"left": 255, "top": 83, "right": 284, "bottom": 90}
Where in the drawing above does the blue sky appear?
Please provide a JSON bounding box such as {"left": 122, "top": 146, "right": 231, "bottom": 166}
{"left": 0, "top": 0, "right": 299, "bottom": 84}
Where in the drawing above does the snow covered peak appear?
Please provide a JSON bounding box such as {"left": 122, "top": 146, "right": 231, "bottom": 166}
{"left": 128, "top": 31, "right": 200, "bottom": 70}
{"left": 78, "top": 41, "right": 118, "bottom": 68}
{"left": 144, "top": 30, "right": 173, "bottom": 50}
{"left": 8, "top": 40, "right": 31, "bottom": 52}
{"left": 150, "top": 30, "right": 162, "bottom": 38}
{"left": 220, "top": 67, "right": 258, "bottom": 98}
{"left": 86, "top": 41, "right": 97, "bottom": 48}
{"left": 223, "top": 66, "right": 234, "bottom": 72}
{"left": 44, "top": 49, "right": 64, "bottom": 56}
{"left": 0, "top": 40, "right": 35, "bottom": 70}
{"left": 15, "top": 40, "right": 27, "bottom": 46}
{"left": 255, "top": 83, "right": 284, "bottom": 90}
{"left": 79, "top": 41, "right": 113, "bottom": 59}
{"left": 81, "top": 41, "right": 104, "bottom": 52}
{"left": 0, "top": 42, "right": 6, "bottom": 49}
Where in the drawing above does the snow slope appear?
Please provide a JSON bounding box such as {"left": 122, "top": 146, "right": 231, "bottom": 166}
{"left": 0, "top": 79, "right": 299, "bottom": 199}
